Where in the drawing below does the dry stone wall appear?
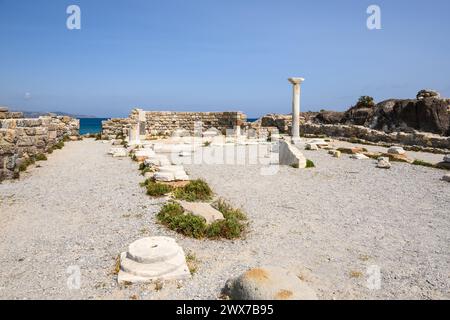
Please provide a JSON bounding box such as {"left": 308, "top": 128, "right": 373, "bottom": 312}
{"left": 0, "top": 108, "right": 79, "bottom": 181}
{"left": 102, "top": 109, "right": 247, "bottom": 139}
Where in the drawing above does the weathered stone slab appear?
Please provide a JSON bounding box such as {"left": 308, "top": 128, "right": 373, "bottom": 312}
{"left": 178, "top": 201, "right": 224, "bottom": 224}
{"left": 350, "top": 153, "right": 370, "bottom": 160}
{"left": 279, "top": 140, "right": 307, "bottom": 168}
{"left": 377, "top": 158, "right": 391, "bottom": 169}
{"left": 154, "top": 171, "right": 175, "bottom": 182}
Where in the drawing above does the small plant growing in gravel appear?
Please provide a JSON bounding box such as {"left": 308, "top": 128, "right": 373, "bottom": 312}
{"left": 185, "top": 252, "right": 199, "bottom": 275}
{"left": 63, "top": 135, "right": 71, "bottom": 142}
{"left": 35, "top": 153, "right": 47, "bottom": 161}
{"left": 290, "top": 163, "right": 299, "bottom": 169}
{"left": 146, "top": 181, "right": 173, "bottom": 197}
{"left": 203, "top": 141, "right": 211, "bottom": 147}
{"left": 173, "top": 179, "right": 213, "bottom": 202}
{"left": 306, "top": 159, "right": 315, "bottom": 168}
{"left": 112, "top": 254, "right": 121, "bottom": 275}
{"left": 349, "top": 270, "right": 363, "bottom": 278}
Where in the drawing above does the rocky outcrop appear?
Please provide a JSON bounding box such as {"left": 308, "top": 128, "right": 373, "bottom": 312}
{"left": 301, "top": 123, "right": 450, "bottom": 150}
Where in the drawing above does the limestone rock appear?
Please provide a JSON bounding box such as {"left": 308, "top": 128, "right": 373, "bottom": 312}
{"left": 154, "top": 172, "right": 175, "bottom": 182}
{"left": 305, "top": 143, "right": 319, "bottom": 151}
{"left": 118, "top": 237, "right": 190, "bottom": 284}
{"left": 388, "top": 146, "right": 406, "bottom": 155}
{"left": 442, "top": 174, "right": 450, "bottom": 182}
{"left": 223, "top": 267, "right": 317, "bottom": 300}
{"left": 377, "top": 158, "right": 391, "bottom": 169}
{"left": 178, "top": 201, "right": 224, "bottom": 224}
{"left": 278, "top": 140, "right": 307, "bottom": 168}
{"left": 350, "top": 153, "right": 369, "bottom": 160}
{"left": 417, "top": 89, "right": 441, "bottom": 100}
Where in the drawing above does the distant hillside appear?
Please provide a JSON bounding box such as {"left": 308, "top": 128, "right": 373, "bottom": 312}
{"left": 13, "top": 110, "right": 97, "bottom": 118}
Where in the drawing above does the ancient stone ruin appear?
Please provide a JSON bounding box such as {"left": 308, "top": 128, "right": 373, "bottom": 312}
{"left": 118, "top": 237, "right": 190, "bottom": 284}
{"left": 0, "top": 107, "right": 79, "bottom": 181}
{"left": 102, "top": 109, "right": 247, "bottom": 140}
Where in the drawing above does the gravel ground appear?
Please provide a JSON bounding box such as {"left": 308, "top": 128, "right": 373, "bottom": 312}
{"left": 0, "top": 139, "right": 449, "bottom": 300}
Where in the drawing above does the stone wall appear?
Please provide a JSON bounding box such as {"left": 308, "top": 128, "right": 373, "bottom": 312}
{"left": 0, "top": 107, "right": 79, "bottom": 181}
{"left": 301, "top": 123, "right": 450, "bottom": 150}
{"left": 102, "top": 109, "right": 247, "bottom": 139}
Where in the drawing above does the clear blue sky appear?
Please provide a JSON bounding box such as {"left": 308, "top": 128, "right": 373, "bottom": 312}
{"left": 1, "top": 0, "right": 449, "bottom": 118}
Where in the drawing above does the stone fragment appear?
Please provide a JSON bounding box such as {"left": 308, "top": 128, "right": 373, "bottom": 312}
{"left": 279, "top": 140, "right": 307, "bottom": 168}
{"left": 377, "top": 158, "right": 391, "bottom": 169}
{"left": 442, "top": 174, "right": 450, "bottom": 182}
{"left": 387, "top": 146, "right": 406, "bottom": 155}
{"left": 118, "top": 237, "right": 190, "bottom": 284}
{"left": 223, "top": 266, "right": 317, "bottom": 300}
{"left": 350, "top": 153, "right": 369, "bottom": 160}
{"left": 305, "top": 143, "right": 319, "bottom": 151}
{"left": 178, "top": 201, "right": 224, "bottom": 224}
{"left": 443, "top": 155, "right": 450, "bottom": 163}
{"left": 154, "top": 171, "right": 175, "bottom": 182}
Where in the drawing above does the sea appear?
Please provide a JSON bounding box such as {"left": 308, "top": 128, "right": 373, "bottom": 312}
{"left": 78, "top": 118, "right": 107, "bottom": 135}
{"left": 79, "top": 117, "right": 259, "bottom": 135}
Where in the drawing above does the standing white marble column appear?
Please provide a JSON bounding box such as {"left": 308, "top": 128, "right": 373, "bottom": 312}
{"left": 288, "top": 77, "right": 305, "bottom": 143}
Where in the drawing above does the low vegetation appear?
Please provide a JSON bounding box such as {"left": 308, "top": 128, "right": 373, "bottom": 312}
{"left": 306, "top": 159, "right": 315, "bottom": 168}
{"left": 157, "top": 199, "right": 247, "bottom": 240}
{"left": 18, "top": 158, "right": 35, "bottom": 172}
{"left": 35, "top": 153, "right": 48, "bottom": 161}
{"left": 204, "top": 141, "right": 211, "bottom": 147}
{"left": 145, "top": 180, "right": 173, "bottom": 197}
{"left": 173, "top": 179, "right": 213, "bottom": 202}
{"left": 412, "top": 159, "right": 435, "bottom": 168}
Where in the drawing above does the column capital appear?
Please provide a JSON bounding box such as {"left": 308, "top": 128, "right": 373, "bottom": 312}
{"left": 288, "top": 77, "right": 305, "bottom": 85}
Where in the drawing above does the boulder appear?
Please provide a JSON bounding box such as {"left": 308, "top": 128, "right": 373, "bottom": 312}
{"left": 442, "top": 174, "right": 450, "bottom": 182}
{"left": 118, "top": 237, "right": 190, "bottom": 284}
{"left": 313, "top": 111, "right": 344, "bottom": 124}
{"left": 443, "top": 155, "right": 450, "bottom": 163}
{"left": 417, "top": 89, "right": 441, "bottom": 100}
{"left": 223, "top": 267, "right": 317, "bottom": 300}
{"left": 178, "top": 201, "right": 224, "bottom": 224}
{"left": 387, "top": 146, "right": 406, "bottom": 155}
{"left": 377, "top": 158, "right": 391, "bottom": 169}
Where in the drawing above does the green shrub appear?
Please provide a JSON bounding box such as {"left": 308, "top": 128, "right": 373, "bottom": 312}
{"left": 173, "top": 179, "right": 213, "bottom": 202}
{"left": 204, "top": 141, "right": 211, "bottom": 147}
{"left": 156, "top": 200, "right": 247, "bottom": 240}
{"left": 35, "top": 153, "right": 47, "bottom": 161}
{"left": 306, "top": 159, "right": 315, "bottom": 168}
{"left": 18, "top": 158, "right": 35, "bottom": 172}
{"left": 146, "top": 181, "right": 173, "bottom": 197}
{"left": 157, "top": 202, "right": 206, "bottom": 239}
{"left": 63, "top": 135, "right": 71, "bottom": 142}
{"left": 54, "top": 141, "right": 65, "bottom": 150}
{"left": 356, "top": 96, "right": 375, "bottom": 108}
